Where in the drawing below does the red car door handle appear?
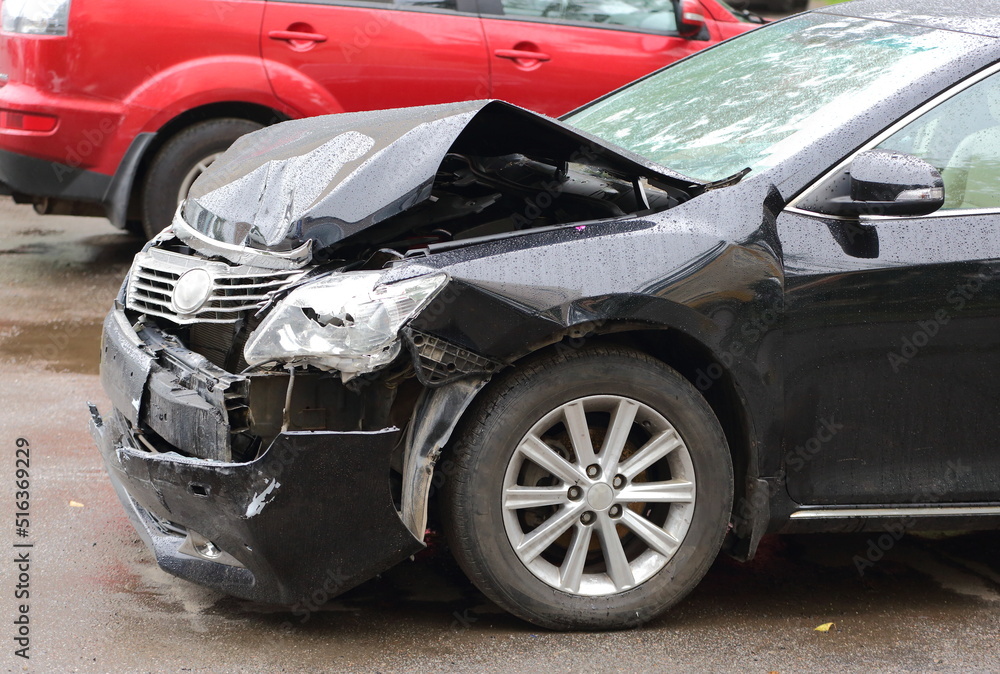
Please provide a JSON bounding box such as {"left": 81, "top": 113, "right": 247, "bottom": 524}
{"left": 268, "top": 30, "right": 328, "bottom": 43}
{"left": 494, "top": 49, "right": 551, "bottom": 62}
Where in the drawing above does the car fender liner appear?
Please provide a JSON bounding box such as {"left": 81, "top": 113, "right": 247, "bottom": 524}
{"left": 92, "top": 408, "right": 423, "bottom": 605}
{"left": 401, "top": 377, "right": 490, "bottom": 538}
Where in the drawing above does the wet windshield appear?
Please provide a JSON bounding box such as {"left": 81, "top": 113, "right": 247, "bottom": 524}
{"left": 565, "top": 13, "right": 981, "bottom": 182}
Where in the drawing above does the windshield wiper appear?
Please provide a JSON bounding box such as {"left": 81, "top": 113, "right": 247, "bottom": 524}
{"left": 696, "top": 167, "right": 752, "bottom": 194}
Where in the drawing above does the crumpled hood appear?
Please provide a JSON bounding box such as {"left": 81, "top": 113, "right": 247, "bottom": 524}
{"left": 183, "top": 100, "right": 696, "bottom": 258}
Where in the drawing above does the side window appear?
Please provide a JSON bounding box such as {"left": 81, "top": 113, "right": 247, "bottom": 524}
{"left": 499, "top": 0, "right": 678, "bottom": 33}
{"left": 876, "top": 73, "right": 1000, "bottom": 210}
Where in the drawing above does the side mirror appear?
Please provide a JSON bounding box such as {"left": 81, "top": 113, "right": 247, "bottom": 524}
{"left": 817, "top": 150, "right": 944, "bottom": 218}
{"left": 678, "top": 0, "right": 707, "bottom": 38}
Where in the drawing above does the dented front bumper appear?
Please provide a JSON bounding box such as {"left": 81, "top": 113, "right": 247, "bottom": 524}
{"left": 90, "top": 307, "right": 423, "bottom": 605}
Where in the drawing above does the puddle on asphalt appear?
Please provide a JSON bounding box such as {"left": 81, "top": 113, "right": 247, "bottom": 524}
{"left": 0, "top": 231, "right": 142, "bottom": 267}
{"left": 14, "top": 227, "right": 62, "bottom": 237}
{"left": 0, "top": 319, "right": 103, "bottom": 374}
{"left": 0, "top": 242, "right": 50, "bottom": 255}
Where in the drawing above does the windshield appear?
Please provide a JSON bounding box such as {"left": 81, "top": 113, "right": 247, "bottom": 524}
{"left": 565, "top": 14, "right": 981, "bottom": 182}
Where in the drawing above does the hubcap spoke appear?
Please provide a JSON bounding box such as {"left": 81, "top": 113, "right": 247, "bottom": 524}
{"left": 618, "top": 429, "right": 682, "bottom": 481}
{"left": 620, "top": 509, "right": 681, "bottom": 558}
{"left": 516, "top": 503, "right": 584, "bottom": 562}
{"left": 563, "top": 400, "right": 598, "bottom": 467}
{"left": 560, "top": 524, "right": 593, "bottom": 593}
{"left": 504, "top": 485, "right": 569, "bottom": 509}
{"left": 599, "top": 399, "right": 639, "bottom": 473}
{"left": 178, "top": 152, "right": 221, "bottom": 203}
{"left": 596, "top": 512, "right": 635, "bottom": 590}
{"left": 518, "top": 434, "right": 584, "bottom": 484}
{"left": 618, "top": 478, "right": 694, "bottom": 504}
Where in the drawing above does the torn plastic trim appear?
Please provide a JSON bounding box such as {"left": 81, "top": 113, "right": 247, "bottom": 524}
{"left": 402, "top": 327, "right": 503, "bottom": 387}
{"left": 401, "top": 377, "right": 490, "bottom": 539}
{"left": 100, "top": 309, "right": 155, "bottom": 426}
{"left": 91, "top": 405, "right": 423, "bottom": 605}
{"left": 245, "top": 477, "right": 281, "bottom": 517}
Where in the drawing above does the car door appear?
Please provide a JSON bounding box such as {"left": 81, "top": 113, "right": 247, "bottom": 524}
{"left": 476, "top": 0, "right": 714, "bottom": 117}
{"left": 779, "top": 69, "right": 1000, "bottom": 506}
{"left": 261, "top": 0, "right": 491, "bottom": 116}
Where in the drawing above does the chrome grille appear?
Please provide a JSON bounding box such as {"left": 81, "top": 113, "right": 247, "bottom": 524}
{"left": 126, "top": 247, "right": 305, "bottom": 325}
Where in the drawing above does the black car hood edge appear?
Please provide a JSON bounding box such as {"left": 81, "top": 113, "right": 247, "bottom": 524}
{"left": 183, "top": 100, "right": 702, "bottom": 259}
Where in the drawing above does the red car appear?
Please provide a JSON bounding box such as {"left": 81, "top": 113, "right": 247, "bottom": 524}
{"left": 0, "top": 0, "right": 757, "bottom": 237}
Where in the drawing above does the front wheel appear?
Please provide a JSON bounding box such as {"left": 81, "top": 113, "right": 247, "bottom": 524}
{"left": 140, "top": 118, "right": 262, "bottom": 239}
{"left": 442, "top": 345, "right": 733, "bottom": 630}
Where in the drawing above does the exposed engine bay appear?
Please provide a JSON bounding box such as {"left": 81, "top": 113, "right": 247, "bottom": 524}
{"left": 348, "top": 152, "right": 687, "bottom": 260}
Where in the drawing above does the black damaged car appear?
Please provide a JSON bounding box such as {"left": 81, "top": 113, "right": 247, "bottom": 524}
{"left": 92, "top": 0, "right": 1000, "bottom": 630}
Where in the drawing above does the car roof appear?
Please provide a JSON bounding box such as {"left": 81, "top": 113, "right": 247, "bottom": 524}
{"left": 817, "top": 0, "right": 1000, "bottom": 39}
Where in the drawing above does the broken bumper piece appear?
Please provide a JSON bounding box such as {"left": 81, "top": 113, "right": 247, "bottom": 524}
{"left": 89, "top": 407, "right": 423, "bottom": 605}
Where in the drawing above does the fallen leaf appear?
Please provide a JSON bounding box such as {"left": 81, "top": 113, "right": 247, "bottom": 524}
{"left": 814, "top": 622, "right": 835, "bottom": 632}
{"left": 69, "top": 501, "right": 84, "bottom": 508}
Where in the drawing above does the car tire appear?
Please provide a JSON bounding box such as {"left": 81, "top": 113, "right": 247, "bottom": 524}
{"left": 140, "top": 118, "right": 262, "bottom": 239}
{"left": 441, "top": 344, "right": 733, "bottom": 630}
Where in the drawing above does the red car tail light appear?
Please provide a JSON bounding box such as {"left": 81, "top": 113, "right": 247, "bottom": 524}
{"left": 0, "top": 109, "right": 58, "bottom": 132}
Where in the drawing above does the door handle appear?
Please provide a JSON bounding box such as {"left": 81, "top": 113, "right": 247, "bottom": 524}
{"left": 268, "top": 30, "right": 328, "bottom": 43}
{"left": 494, "top": 49, "right": 551, "bottom": 62}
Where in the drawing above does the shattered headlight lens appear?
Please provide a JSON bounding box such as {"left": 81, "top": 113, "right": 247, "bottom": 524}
{"left": 243, "top": 271, "right": 447, "bottom": 378}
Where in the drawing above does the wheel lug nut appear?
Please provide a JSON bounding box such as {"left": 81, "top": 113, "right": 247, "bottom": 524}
{"left": 568, "top": 486, "right": 582, "bottom": 500}
{"left": 580, "top": 511, "right": 595, "bottom": 525}
{"left": 609, "top": 505, "right": 622, "bottom": 518}
{"left": 612, "top": 474, "right": 625, "bottom": 489}
{"left": 586, "top": 464, "right": 601, "bottom": 478}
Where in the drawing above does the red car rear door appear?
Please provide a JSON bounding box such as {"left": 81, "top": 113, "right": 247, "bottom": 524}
{"left": 477, "top": 0, "right": 718, "bottom": 117}
{"left": 262, "top": 0, "right": 491, "bottom": 116}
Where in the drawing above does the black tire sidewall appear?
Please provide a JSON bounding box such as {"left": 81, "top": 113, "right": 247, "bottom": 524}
{"left": 445, "top": 348, "right": 733, "bottom": 630}
{"left": 141, "top": 119, "right": 262, "bottom": 239}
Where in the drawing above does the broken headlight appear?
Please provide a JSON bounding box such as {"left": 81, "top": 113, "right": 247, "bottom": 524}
{"left": 243, "top": 271, "right": 447, "bottom": 378}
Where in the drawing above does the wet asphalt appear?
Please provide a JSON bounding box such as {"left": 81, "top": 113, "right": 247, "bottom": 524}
{"left": 0, "top": 196, "right": 999, "bottom": 674}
